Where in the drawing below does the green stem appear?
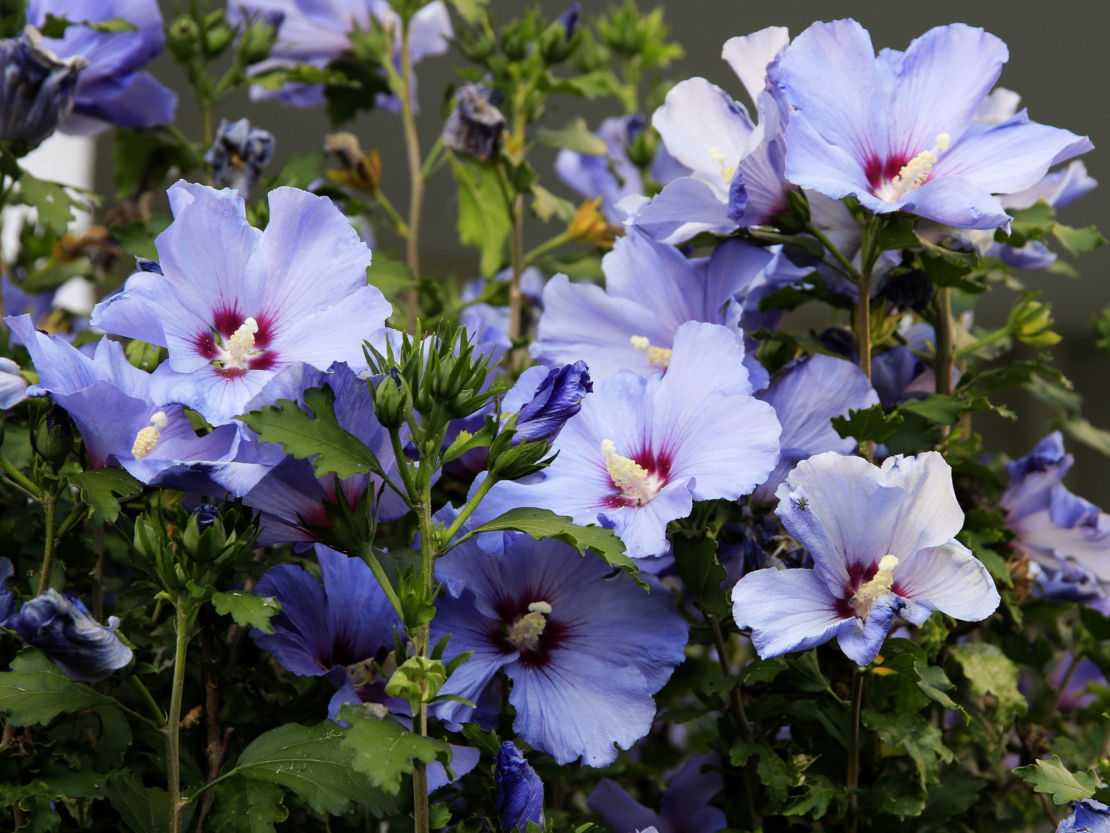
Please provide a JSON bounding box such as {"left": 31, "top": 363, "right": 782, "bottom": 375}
{"left": 166, "top": 595, "right": 191, "bottom": 833}
{"left": 389, "top": 427, "right": 418, "bottom": 501}
{"left": 439, "top": 475, "right": 495, "bottom": 547}
{"left": 935, "top": 287, "right": 954, "bottom": 397}
{"left": 412, "top": 469, "right": 435, "bottom": 833}
{"left": 1, "top": 453, "right": 41, "bottom": 499}
{"left": 357, "top": 544, "right": 406, "bottom": 623}
{"left": 524, "top": 231, "right": 574, "bottom": 266}
{"left": 128, "top": 674, "right": 166, "bottom": 724}
{"left": 397, "top": 19, "right": 424, "bottom": 330}
{"left": 372, "top": 189, "right": 409, "bottom": 239}
{"left": 708, "top": 616, "right": 760, "bottom": 831}
{"left": 846, "top": 668, "right": 865, "bottom": 833}
{"left": 508, "top": 194, "right": 525, "bottom": 362}
{"left": 856, "top": 270, "right": 874, "bottom": 464}
{"left": 1044, "top": 652, "right": 1082, "bottom": 728}
{"left": 38, "top": 492, "right": 57, "bottom": 595}
{"left": 805, "top": 221, "right": 862, "bottom": 283}
{"left": 54, "top": 501, "right": 85, "bottom": 544}
{"left": 420, "top": 136, "right": 444, "bottom": 181}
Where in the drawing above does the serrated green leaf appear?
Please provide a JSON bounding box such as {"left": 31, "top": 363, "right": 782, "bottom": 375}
{"left": 1063, "top": 418, "right": 1110, "bottom": 460}
{"left": 209, "top": 778, "right": 288, "bottom": 833}
{"left": 531, "top": 184, "right": 577, "bottom": 223}
{"left": 951, "top": 642, "right": 1028, "bottom": 719}
{"left": 784, "top": 774, "right": 845, "bottom": 820}
{"left": 238, "top": 385, "right": 386, "bottom": 481}
{"left": 1053, "top": 222, "right": 1106, "bottom": 255}
{"left": 862, "top": 710, "right": 953, "bottom": 788}
{"left": 1013, "top": 755, "right": 1099, "bottom": 805}
{"left": 211, "top": 590, "right": 281, "bottom": 634}
{"left": 101, "top": 771, "right": 185, "bottom": 833}
{"left": 68, "top": 468, "right": 143, "bottom": 527}
{"left": 460, "top": 723, "right": 501, "bottom": 757}
{"left": 460, "top": 507, "right": 644, "bottom": 589}
{"left": 831, "top": 404, "right": 904, "bottom": 444}
{"left": 112, "top": 130, "right": 196, "bottom": 200}
{"left": 338, "top": 705, "right": 453, "bottom": 795}
{"left": 740, "top": 657, "right": 789, "bottom": 686}
{"left": 110, "top": 217, "right": 170, "bottom": 261}
{"left": 39, "top": 13, "right": 137, "bottom": 37}
{"left": 18, "top": 175, "right": 90, "bottom": 236}
{"left": 672, "top": 535, "right": 730, "bottom": 616}
{"left": 0, "top": 649, "right": 116, "bottom": 727}
{"left": 234, "top": 721, "right": 398, "bottom": 817}
{"left": 896, "top": 394, "right": 993, "bottom": 425}
{"left": 448, "top": 153, "right": 511, "bottom": 277}
{"left": 534, "top": 117, "right": 608, "bottom": 155}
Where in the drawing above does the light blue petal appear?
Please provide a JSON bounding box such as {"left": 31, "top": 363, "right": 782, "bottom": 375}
{"left": 623, "top": 177, "right": 735, "bottom": 244}
{"left": 731, "top": 567, "right": 852, "bottom": 659}
{"left": 836, "top": 593, "right": 899, "bottom": 666}
{"left": 721, "top": 26, "right": 790, "bottom": 104}
{"left": 893, "top": 539, "right": 1000, "bottom": 621}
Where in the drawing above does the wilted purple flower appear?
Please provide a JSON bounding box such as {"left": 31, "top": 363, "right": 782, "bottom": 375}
{"left": 474, "top": 322, "right": 781, "bottom": 558}
{"left": 241, "top": 362, "right": 409, "bottom": 547}
{"left": 0, "top": 27, "right": 86, "bottom": 149}
{"left": 496, "top": 742, "right": 545, "bottom": 832}
{"left": 1057, "top": 799, "right": 1110, "bottom": 833}
{"left": 204, "top": 118, "right": 276, "bottom": 195}
{"left": 779, "top": 20, "right": 1092, "bottom": 230}
{"left": 753, "top": 354, "right": 879, "bottom": 503}
{"left": 587, "top": 752, "right": 727, "bottom": 833}
{"left": 28, "top": 0, "right": 176, "bottom": 133}
{"left": 7, "top": 589, "right": 132, "bottom": 681}
{"left": 442, "top": 84, "right": 506, "bottom": 161}
{"left": 531, "top": 230, "right": 777, "bottom": 391}
{"left": 733, "top": 452, "right": 999, "bottom": 666}
{"left": 431, "top": 506, "right": 689, "bottom": 765}
{"left": 91, "top": 182, "right": 390, "bottom": 425}
{"left": 506, "top": 361, "right": 592, "bottom": 446}
{"left": 5, "top": 314, "right": 263, "bottom": 495}
{"left": 231, "top": 0, "right": 452, "bottom": 110}
{"left": 1002, "top": 433, "right": 1110, "bottom": 605}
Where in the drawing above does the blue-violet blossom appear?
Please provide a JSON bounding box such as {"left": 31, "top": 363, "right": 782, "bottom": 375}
{"left": 496, "top": 742, "right": 545, "bottom": 832}
{"left": 430, "top": 507, "right": 689, "bottom": 765}
{"left": 477, "top": 321, "right": 781, "bottom": 558}
{"left": 587, "top": 752, "right": 727, "bottom": 833}
{"left": 508, "top": 361, "right": 592, "bottom": 446}
{"left": 733, "top": 451, "right": 1000, "bottom": 666}
{"left": 1057, "top": 799, "right": 1110, "bottom": 833}
{"left": 90, "top": 182, "right": 390, "bottom": 425}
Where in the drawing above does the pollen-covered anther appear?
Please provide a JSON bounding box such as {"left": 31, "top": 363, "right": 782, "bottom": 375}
{"left": 850, "top": 554, "right": 900, "bottom": 617}
{"left": 225, "top": 317, "right": 259, "bottom": 366}
{"left": 131, "top": 411, "right": 169, "bottom": 459}
{"left": 708, "top": 146, "right": 737, "bottom": 184}
{"left": 602, "top": 439, "right": 661, "bottom": 506}
{"left": 886, "top": 133, "right": 951, "bottom": 201}
{"left": 630, "top": 335, "right": 672, "bottom": 368}
{"left": 507, "top": 601, "right": 552, "bottom": 650}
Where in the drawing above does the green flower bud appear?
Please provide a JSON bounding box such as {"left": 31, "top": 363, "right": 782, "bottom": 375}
{"left": 237, "top": 12, "right": 283, "bottom": 66}
{"left": 372, "top": 370, "right": 413, "bottom": 430}
{"left": 35, "top": 405, "right": 73, "bottom": 463}
{"left": 166, "top": 16, "right": 199, "bottom": 63}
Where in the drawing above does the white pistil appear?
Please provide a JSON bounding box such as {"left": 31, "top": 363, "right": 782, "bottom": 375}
{"left": 708, "top": 146, "right": 737, "bottom": 184}
{"left": 630, "top": 335, "right": 672, "bottom": 368}
{"left": 850, "top": 554, "right": 899, "bottom": 618}
{"left": 883, "top": 133, "right": 950, "bottom": 201}
{"left": 131, "top": 411, "right": 169, "bottom": 459}
{"left": 602, "top": 439, "right": 661, "bottom": 506}
{"left": 223, "top": 317, "right": 259, "bottom": 368}
{"left": 507, "top": 601, "right": 552, "bottom": 650}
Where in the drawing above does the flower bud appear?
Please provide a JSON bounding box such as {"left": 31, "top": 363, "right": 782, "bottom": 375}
{"left": 786, "top": 187, "right": 811, "bottom": 223}
{"left": 166, "top": 16, "right": 200, "bottom": 63}
{"left": 203, "top": 22, "right": 234, "bottom": 56}
{"left": 1008, "top": 292, "right": 1061, "bottom": 348}
{"left": 540, "top": 3, "right": 580, "bottom": 64}
{"left": 35, "top": 404, "right": 74, "bottom": 463}
{"left": 496, "top": 742, "right": 544, "bottom": 833}
{"left": 182, "top": 503, "right": 226, "bottom": 562}
{"left": 237, "top": 10, "right": 283, "bottom": 66}
{"left": 511, "top": 361, "right": 592, "bottom": 446}
{"left": 0, "top": 27, "right": 87, "bottom": 153}
{"left": 442, "top": 84, "right": 506, "bottom": 162}
{"left": 372, "top": 369, "right": 413, "bottom": 430}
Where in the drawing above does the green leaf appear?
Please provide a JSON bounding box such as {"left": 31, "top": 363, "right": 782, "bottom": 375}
{"left": 448, "top": 153, "right": 512, "bottom": 277}
{"left": 102, "top": 771, "right": 185, "bottom": 833}
{"left": 111, "top": 217, "right": 170, "bottom": 261}
{"left": 461, "top": 507, "right": 644, "bottom": 589}
{"left": 951, "top": 642, "right": 1028, "bottom": 719}
{"left": 17, "top": 175, "right": 90, "bottom": 236}
{"left": 917, "top": 235, "right": 984, "bottom": 292}
{"left": 1053, "top": 222, "right": 1106, "bottom": 255}
{"left": 729, "top": 741, "right": 796, "bottom": 807}
{"left": 861, "top": 710, "right": 953, "bottom": 788}
{"left": 238, "top": 386, "right": 386, "bottom": 481}
{"left": 831, "top": 404, "right": 904, "bottom": 444}
{"left": 209, "top": 778, "right": 289, "bottom": 833}
{"left": 1013, "top": 755, "right": 1100, "bottom": 805}
{"left": 0, "top": 649, "right": 116, "bottom": 727}
{"left": 784, "top": 774, "right": 845, "bottom": 820}
{"left": 460, "top": 723, "right": 501, "bottom": 757}
{"left": 533, "top": 117, "right": 607, "bottom": 155}
{"left": 67, "top": 468, "right": 144, "bottom": 528}
{"left": 873, "top": 213, "right": 920, "bottom": 253}
{"left": 672, "top": 535, "right": 730, "bottom": 616}
{"left": 338, "top": 705, "right": 453, "bottom": 795}
{"left": 211, "top": 590, "right": 281, "bottom": 635}
{"left": 323, "top": 58, "right": 391, "bottom": 126}
{"left": 39, "top": 13, "right": 137, "bottom": 37}
{"left": 740, "top": 657, "right": 789, "bottom": 686}
{"left": 747, "top": 227, "right": 825, "bottom": 257}
{"left": 531, "top": 184, "right": 577, "bottom": 224}
{"left": 112, "top": 130, "right": 196, "bottom": 200}
{"left": 896, "top": 394, "right": 993, "bottom": 425}
{"left": 234, "top": 721, "right": 397, "bottom": 817}
{"left": 1063, "top": 418, "right": 1110, "bottom": 460}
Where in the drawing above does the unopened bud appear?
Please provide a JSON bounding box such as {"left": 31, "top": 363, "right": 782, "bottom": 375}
{"left": 35, "top": 405, "right": 73, "bottom": 463}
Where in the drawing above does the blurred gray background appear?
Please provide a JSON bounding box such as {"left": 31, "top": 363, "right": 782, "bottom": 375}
{"left": 97, "top": 0, "right": 1110, "bottom": 502}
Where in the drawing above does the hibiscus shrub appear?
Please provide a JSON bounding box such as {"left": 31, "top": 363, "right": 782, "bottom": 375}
{"left": 2, "top": 1, "right": 1110, "bottom": 832}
